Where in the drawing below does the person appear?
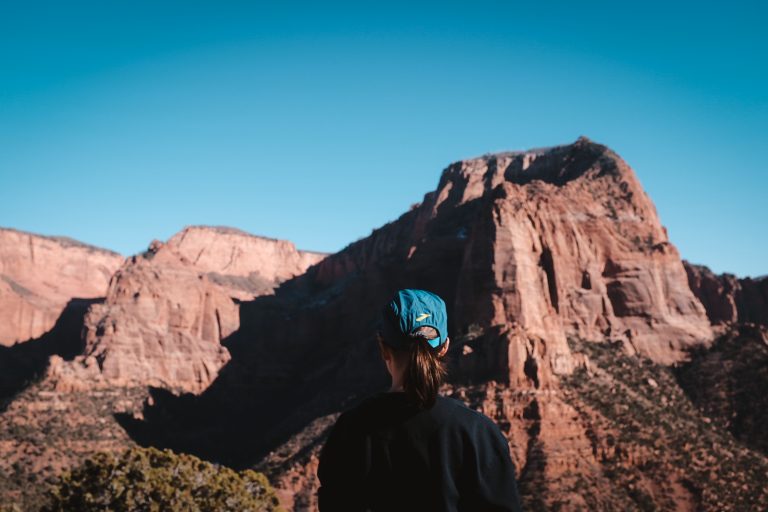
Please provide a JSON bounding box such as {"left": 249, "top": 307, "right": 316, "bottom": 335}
{"left": 317, "top": 288, "right": 523, "bottom": 511}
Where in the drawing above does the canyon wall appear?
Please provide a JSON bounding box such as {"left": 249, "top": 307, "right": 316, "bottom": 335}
{"left": 56, "top": 226, "right": 327, "bottom": 393}
{"left": 0, "top": 228, "right": 123, "bottom": 346}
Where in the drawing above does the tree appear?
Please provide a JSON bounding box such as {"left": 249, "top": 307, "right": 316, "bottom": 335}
{"left": 44, "top": 446, "right": 284, "bottom": 511}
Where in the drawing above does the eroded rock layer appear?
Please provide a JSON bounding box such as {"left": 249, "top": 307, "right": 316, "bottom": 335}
{"left": 0, "top": 228, "right": 123, "bottom": 346}
{"left": 62, "top": 226, "right": 327, "bottom": 393}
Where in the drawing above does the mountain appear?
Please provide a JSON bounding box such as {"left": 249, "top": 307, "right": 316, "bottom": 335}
{"left": 55, "top": 225, "right": 327, "bottom": 393}
{"left": 0, "top": 228, "right": 123, "bottom": 346}
{"left": 0, "top": 137, "right": 766, "bottom": 511}
{"left": 116, "top": 137, "right": 763, "bottom": 511}
{"left": 0, "top": 226, "right": 325, "bottom": 508}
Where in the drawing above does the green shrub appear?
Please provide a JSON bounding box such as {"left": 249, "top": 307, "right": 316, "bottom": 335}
{"left": 44, "top": 446, "right": 283, "bottom": 512}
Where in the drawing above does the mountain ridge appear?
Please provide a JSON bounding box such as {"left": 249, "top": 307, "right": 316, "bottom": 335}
{"left": 0, "top": 137, "right": 765, "bottom": 511}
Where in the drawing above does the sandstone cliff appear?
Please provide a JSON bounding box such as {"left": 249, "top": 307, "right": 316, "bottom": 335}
{"left": 0, "top": 228, "right": 123, "bottom": 346}
{"left": 166, "top": 226, "right": 325, "bottom": 296}
{"left": 59, "top": 226, "right": 327, "bottom": 393}
{"left": 120, "top": 137, "right": 761, "bottom": 512}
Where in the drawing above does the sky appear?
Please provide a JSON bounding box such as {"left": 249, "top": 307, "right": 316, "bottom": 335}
{"left": 0, "top": 1, "right": 765, "bottom": 277}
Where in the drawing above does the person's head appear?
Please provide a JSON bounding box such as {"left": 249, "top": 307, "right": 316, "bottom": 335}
{"left": 377, "top": 289, "right": 450, "bottom": 409}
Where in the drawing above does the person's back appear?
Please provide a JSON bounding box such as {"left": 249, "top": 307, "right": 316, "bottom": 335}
{"left": 316, "top": 289, "right": 523, "bottom": 511}
{"left": 317, "top": 390, "right": 522, "bottom": 511}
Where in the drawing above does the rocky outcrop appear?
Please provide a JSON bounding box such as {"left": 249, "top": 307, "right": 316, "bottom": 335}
{"left": 445, "top": 136, "right": 711, "bottom": 368}
{"left": 307, "top": 136, "right": 712, "bottom": 388}
{"left": 121, "top": 137, "right": 723, "bottom": 511}
{"left": 684, "top": 261, "right": 768, "bottom": 326}
{"left": 0, "top": 228, "right": 123, "bottom": 346}
{"left": 166, "top": 226, "right": 325, "bottom": 297}
{"left": 60, "top": 226, "right": 326, "bottom": 393}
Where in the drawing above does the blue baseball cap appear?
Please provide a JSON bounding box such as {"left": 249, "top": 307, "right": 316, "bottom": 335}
{"left": 379, "top": 289, "right": 448, "bottom": 349}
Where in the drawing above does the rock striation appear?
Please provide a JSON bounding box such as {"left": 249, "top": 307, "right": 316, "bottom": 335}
{"left": 0, "top": 228, "right": 123, "bottom": 346}
{"left": 440, "top": 136, "right": 712, "bottom": 372}
{"left": 165, "top": 226, "right": 325, "bottom": 297}
{"left": 62, "top": 226, "right": 326, "bottom": 393}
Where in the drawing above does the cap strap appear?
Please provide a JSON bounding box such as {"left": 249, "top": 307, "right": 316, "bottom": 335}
{"left": 411, "top": 330, "right": 438, "bottom": 345}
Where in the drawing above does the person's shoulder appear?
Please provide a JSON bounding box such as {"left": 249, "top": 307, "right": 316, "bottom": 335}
{"left": 343, "top": 391, "right": 391, "bottom": 415}
{"left": 434, "top": 395, "right": 504, "bottom": 434}
{"left": 434, "top": 394, "right": 484, "bottom": 419}
{"left": 332, "top": 392, "right": 502, "bottom": 436}
{"left": 331, "top": 392, "right": 392, "bottom": 429}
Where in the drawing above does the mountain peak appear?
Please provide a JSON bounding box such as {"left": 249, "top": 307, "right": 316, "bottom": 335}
{"left": 438, "top": 136, "right": 624, "bottom": 197}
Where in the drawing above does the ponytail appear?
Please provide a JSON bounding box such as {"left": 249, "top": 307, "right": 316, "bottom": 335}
{"left": 402, "top": 326, "right": 447, "bottom": 409}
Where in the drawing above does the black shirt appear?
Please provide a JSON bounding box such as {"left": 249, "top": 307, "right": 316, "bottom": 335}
{"left": 317, "top": 391, "right": 523, "bottom": 511}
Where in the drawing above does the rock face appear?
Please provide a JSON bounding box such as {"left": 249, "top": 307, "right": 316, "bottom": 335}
{"left": 122, "top": 137, "right": 750, "bottom": 512}
{"left": 306, "top": 135, "right": 712, "bottom": 390}
{"left": 684, "top": 261, "right": 768, "bottom": 326}
{"left": 442, "top": 136, "right": 712, "bottom": 371}
{"left": 166, "top": 226, "right": 325, "bottom": 297}
{"left": 0, "top": 228, "right": 124, "bottom": 346}
{"left": 67, "top": 226, "right": 326, "bottom": 393}
{"left": 3, "top": 138, "right": 764, "bottom": 511}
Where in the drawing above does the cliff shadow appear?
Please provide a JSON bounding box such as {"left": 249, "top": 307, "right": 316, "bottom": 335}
{"left": 673, "top": 323, "right": 768, "bottom": 457}
{"left": 116, "top": 196, "right": 488, "bottom": 469}
{"left": 115, "top": 278, "right": 393, "bottom": 469}
{"left": 0, "top": 298, "right": 100, "bottom": 412}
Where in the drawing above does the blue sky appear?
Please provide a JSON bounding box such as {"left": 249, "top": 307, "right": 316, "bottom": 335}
{"left": 0, "top": 1, "right": 765, "bottom": 276}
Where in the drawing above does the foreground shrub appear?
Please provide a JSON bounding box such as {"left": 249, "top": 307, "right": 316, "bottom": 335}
{"left": 44, "top": 446, "right": 283, "bottom": 511}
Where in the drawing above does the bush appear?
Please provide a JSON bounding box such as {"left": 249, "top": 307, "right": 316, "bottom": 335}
{"left": 44, "top": 446, "right": 283, "bottom": 512}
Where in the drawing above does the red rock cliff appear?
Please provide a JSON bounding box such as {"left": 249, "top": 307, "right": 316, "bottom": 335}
{"left": 684, "top": 261, "right": 768, "bottom": 326}
{"left": 313, "top": 135, "right": 712, "bottom": 382}
{"left": 0, "top": 228, "right": 123, "bottom": 346}
{"left": 126, "top": 138, "right": 726, "bottom": 511}
{"left": 2, "top": 139, "right": 763, "bottom": 511}
{"left": 59, "top": 226, "right": 326, "bottom": 393}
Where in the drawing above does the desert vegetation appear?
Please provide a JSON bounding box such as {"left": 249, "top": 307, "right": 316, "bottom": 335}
{"left": 43, "top": 446, "right": 283, "bottom": 512}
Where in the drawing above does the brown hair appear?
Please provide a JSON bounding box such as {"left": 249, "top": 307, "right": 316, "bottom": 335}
{"left": 400, "top": 326, "right": 447, "bottom": 409}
